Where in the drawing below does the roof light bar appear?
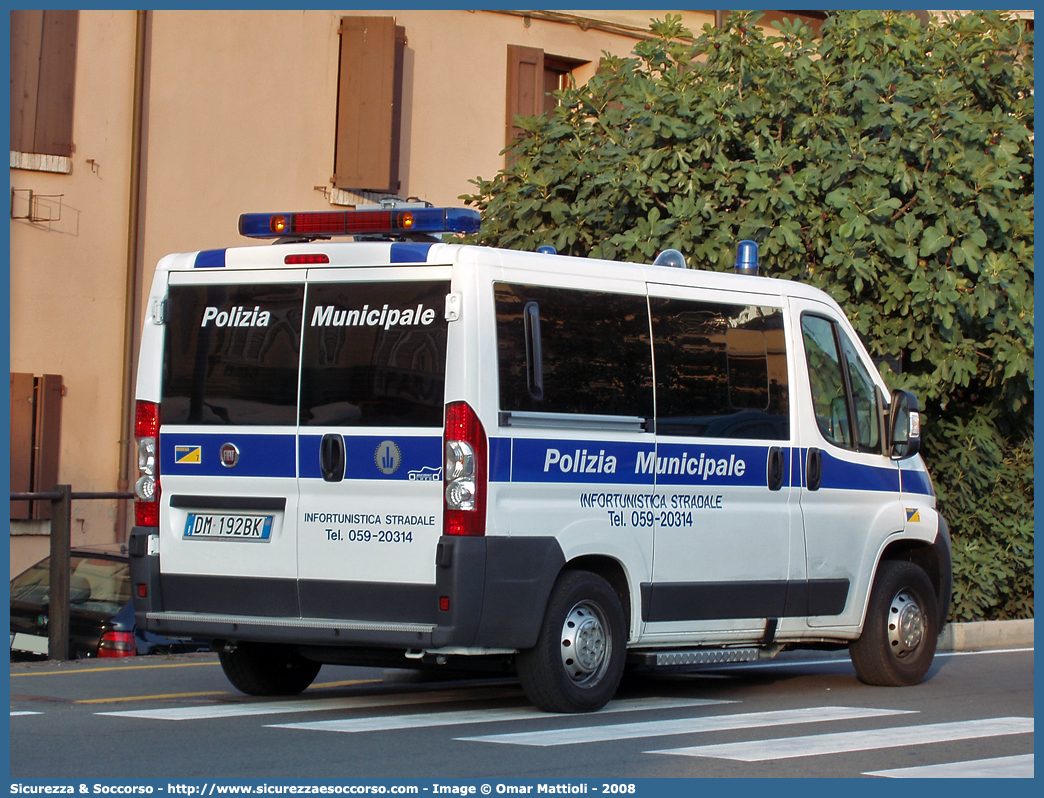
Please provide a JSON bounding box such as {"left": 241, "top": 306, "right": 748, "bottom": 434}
{"left": 238, "top": 208, "right": 481, "bottom": 239}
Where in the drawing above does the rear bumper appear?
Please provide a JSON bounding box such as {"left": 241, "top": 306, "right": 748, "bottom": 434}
{"left": 129, "top": 528, "right": 563, "bottom": 652}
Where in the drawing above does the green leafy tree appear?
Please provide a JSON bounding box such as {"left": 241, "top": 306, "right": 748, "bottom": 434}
{"left": 463, "top": 10, "right": 1033, "bottom": 621}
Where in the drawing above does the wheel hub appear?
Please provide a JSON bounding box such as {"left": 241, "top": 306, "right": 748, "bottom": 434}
{"left": 887, "top": 589, "right": 925, "bottom": 658}
{"left": 560, "top": 600, "right": 610, "bottom": 686}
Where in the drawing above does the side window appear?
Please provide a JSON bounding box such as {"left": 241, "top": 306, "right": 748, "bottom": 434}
{"left": 300, "top": 281, "right": 449, "bottom": 427}
{"left": 801, "top": 314, "right": 882, "bottom": 453}
{"left": 840, "top": 334, "right": 882, "bottom": 452}
{"left": 651, "top": 298, "right": 789, "bottom": 440}
{"left": 495, "top": 283, "right": 653, "bottom": 418}
{"left": 801, "top": 315, "right": 851, "bottom": 447}
{"left": 162, "top": 284, "right": 304, "bottom": 425}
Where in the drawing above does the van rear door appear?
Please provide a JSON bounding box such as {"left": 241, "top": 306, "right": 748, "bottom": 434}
{"left": 158, "top": 271, "right": 305, "bottom": 616}
{"left": 296, "top": 269, "right": 451, "bottom": 625}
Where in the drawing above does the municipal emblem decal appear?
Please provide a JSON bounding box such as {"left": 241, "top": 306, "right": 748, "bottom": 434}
{"left": 219, "top": 443, "right": 240, "bottom": 468}
{"left": 905, "top": 508, "right": 921, "bottom": 523}
{"left": 375, "top": 441, "right": 401, "bottom": 475}
{"left": 175, "top": 445, "right": 202, "bottom": 464}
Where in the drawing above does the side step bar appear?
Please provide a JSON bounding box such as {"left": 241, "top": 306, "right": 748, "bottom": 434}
{"left": 629, "top": 647, "right": 760, "bottom": 668}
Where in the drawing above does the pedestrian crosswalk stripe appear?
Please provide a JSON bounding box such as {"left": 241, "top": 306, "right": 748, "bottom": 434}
{"left": 864, "top": 753, "right": 1034, "bottom": 778}
{"left": 269, "top": 697, "right": 732, "bottom": 734}
{"left": 96, "top": 686, "right": 522, "bottom": 721}
{"left": 459, "top": 705, "right": 913, "bottom": 747}
{"left": 649, "top": 717, "right": 1035, "bottom": 761}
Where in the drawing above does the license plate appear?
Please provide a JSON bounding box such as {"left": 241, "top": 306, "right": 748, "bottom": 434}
{"left": 184, "top": 513, "right": 273, "bottom": 541}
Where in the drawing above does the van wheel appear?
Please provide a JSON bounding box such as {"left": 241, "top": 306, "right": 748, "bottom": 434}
{"left": 849, "top": 560, "right": 939, "bottom": 686}
{"left": 218, "top": 642, "right": 322, "bottom": 696}
{"left": 517, "top": 570, "right": 626, "bottom": 713}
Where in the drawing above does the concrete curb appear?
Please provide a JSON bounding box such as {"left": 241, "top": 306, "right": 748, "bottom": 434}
{"left": 937, "top": 619, "right": 1034, "bottom": 651}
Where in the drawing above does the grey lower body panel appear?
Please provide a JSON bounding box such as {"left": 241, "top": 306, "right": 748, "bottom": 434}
{"left": 128, "top": 527, "right": 564, "bottom": 652}
{"left": 144, "top": 610, "right": 435, "bottom": 648}
{"left": 640, "top": 578, "right": 850, "bottom": 623}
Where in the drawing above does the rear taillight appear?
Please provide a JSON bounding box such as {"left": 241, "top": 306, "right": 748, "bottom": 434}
{"left": 134, "top": 400, "right": 160, "bottom": 527}
{"left": 98, "top": 631, "right": 136, "bottom": 658}
{"left": 444, "top": 402, "right": 487, "bottom": 537}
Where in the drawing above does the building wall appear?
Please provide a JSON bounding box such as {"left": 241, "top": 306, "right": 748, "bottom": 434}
{"left": 135, "top": 10, "right": 719, "bottom": 275}
{"left": 9, "top": 10, "right": 138, "bottom": 574}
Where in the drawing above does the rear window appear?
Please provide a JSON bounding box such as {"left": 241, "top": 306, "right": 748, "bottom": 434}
{"left": 163, "top": 283, "right": 304, "bottom": 425}
{"left": 10, "top": 555, "right": 130, "bottom": 616}
{"left": 300, "top": 280, "right": 449, "bottom": 427}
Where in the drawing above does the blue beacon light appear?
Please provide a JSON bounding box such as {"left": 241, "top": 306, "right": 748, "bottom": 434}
{"left": 734, "top": 240, "right": 759, "bottom": 276}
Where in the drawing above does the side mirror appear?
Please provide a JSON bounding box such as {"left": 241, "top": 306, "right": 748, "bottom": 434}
{"left": 889, "top": 389, "right": 921, "bottom": 460}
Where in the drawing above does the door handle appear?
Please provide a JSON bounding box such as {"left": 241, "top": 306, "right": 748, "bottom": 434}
{"left": 320, "top": 434, "right": 345, "bottom": 482}
{"left": 767, "top": 446, "right": 785, "bottom": 491}
{"left": 806, "top": 447, "right": 822, "bottom": 492}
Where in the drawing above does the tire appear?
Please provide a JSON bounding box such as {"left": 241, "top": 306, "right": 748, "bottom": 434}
{"left": 218, "top": 642, "right": 322, "bottom": 696}
{"left": 849, "top": 560, "right": 939, "bottom": 686}
{"left": 517, "top": 570, "right": 627, "bottom": 713}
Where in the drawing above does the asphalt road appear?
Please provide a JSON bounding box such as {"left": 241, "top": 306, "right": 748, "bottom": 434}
{"left": 9, "top": 646, "right": 1034, "bottom": 780}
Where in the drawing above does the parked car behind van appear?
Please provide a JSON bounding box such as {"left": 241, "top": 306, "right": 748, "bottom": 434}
{"left": 11, "top": 547, "right": 207, "bottom": 659}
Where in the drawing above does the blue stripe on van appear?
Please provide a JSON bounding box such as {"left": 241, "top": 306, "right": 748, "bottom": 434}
{"left": 299, "top": 435, "right": 442, "bottom": 481}
{"left": 790, "top": 446, "right": 804, "bottom": 488}
{"left": 193, "top": 249, "right": 226, "bottom": 268}
{"left": 900, "top": 467, "right": 933, "bottom": 496}
{"left": 511, "top": 438, "right": 656, "bottom": 485}
{"left": 489, "top": 438, "right": 512, "bottom": 482}
{"left": 813, "top": 449, "right": 900, "bottom": 493}
{"left": 389, "top": 243, "right": 434, "bottom": 263}
{"left": 160, "top": 433, "right": 296, "bottom": 477}
{"left": 650, "top": 442, "right": 773, "bottom": 487}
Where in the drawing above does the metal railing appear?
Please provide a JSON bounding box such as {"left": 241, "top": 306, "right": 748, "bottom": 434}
{"left": 10, "top": 486, "right": 135, "bottom": 660}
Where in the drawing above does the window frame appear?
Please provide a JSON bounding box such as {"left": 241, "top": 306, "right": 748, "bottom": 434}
{"left": 505, "top": 45, "right": 588, "bottom": 150}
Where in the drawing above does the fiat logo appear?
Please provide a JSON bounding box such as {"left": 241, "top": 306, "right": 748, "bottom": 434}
{"left": 219, "top": 443, "right": 240, "bottom": 468}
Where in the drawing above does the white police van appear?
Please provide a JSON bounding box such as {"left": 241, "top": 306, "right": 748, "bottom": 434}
{"left": 129, "top": 204, "right": 951, "bottom": 712}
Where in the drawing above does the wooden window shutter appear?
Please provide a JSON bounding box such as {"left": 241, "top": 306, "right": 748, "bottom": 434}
{"left": 10, "top": 11, "right": 44, "bottom": 155}
{"left": 333, "top": 17, "right": 405, "bottom": 193}
{"left": 10, "top": 373, "right": 34, "bottom": 520}
{"left": 9, "top": 10, "right": 78, "bottom": 157}
{"left": 505, "top": 45, "right": 544, "bottom": 149}
{"left": 9, "top": 373, "right": 63, "bottom": 521}
{"left": 32, "top": 375, "right": 64, "bottom": 521}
